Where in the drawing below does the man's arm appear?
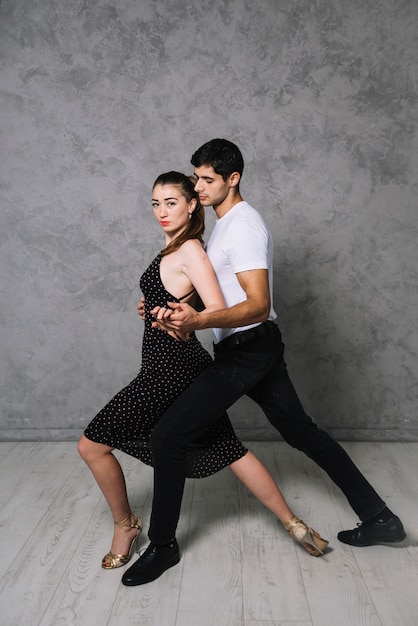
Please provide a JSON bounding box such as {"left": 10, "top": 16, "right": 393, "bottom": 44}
{"left": 152, "top": 268, "right": 270, "bottom": 333}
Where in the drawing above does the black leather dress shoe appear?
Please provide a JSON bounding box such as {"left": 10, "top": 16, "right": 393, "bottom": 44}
{"left": 121, "top": 539, "right": 180, "bottom": 586}
{"left": 338, "top": 515, "right": 406, "bottom": 546}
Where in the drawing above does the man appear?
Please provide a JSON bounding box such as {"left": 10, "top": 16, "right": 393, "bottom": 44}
{"left": 122, "top": 138, "right": 405, "bottom": 586}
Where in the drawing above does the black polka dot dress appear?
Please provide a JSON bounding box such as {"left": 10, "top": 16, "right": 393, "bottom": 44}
{"left": 84, "top": 253, "right": 248, "bottom": 478}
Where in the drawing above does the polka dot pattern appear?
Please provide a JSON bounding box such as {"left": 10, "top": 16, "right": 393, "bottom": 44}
{"left": 84, "top": 254, "right": 247, "bottom": 478}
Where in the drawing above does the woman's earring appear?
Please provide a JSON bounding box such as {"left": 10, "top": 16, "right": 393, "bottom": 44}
{"left": 188, "top": 213, "right": 193, "bottom": 220}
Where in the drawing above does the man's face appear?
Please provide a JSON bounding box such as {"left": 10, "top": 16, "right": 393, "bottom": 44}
{"left": 193, "top": 165, "right": 230, "bottom": 208}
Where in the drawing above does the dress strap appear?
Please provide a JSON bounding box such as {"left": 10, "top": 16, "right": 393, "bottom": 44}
{"left": 178, "top": 287, "right": 196, "bottom": 302}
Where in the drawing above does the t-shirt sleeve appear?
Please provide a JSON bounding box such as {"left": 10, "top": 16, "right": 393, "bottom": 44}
{"left": 227, "top": 218, "right": 270, "bottom": 273}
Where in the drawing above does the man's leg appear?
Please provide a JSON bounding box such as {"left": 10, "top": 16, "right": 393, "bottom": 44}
{"left": 122, "top": 333, "right": 279, "bottom": 585}
{"left": 247, "top": 323, "right": 405, "bottom": 544}
{"left": 148, "top": 342, "right": 278, "bottom": 544}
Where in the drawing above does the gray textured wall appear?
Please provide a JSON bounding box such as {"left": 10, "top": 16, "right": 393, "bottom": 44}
{"left": 1, "top": 0, "right": 417, "bottom": 442}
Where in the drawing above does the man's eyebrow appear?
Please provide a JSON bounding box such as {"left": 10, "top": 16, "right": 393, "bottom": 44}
{"left": 194, "top": 174, "right": 214, "bottom": 181}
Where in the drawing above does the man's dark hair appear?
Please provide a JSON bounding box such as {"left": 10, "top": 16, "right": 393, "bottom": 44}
{"left": 191, "top": 138, "right": 244, "bottom": 181}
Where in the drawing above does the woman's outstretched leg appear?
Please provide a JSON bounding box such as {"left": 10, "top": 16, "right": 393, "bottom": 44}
{"left": 229, "top": 451, "right": 328, "bottom": 556}
{"left": 78, "top": 434, "right": 142, "bottom": 568}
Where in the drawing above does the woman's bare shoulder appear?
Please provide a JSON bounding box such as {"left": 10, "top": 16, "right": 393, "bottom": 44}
{"left": 178, "top": 238, "right": 206, "bottom": 258}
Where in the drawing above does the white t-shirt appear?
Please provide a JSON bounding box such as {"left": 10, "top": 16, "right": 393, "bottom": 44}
{"left": 206, "top": 200, "right": 277, "bottom": 343}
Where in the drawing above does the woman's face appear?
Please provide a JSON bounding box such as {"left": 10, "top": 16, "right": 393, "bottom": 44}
{"left": 151, "top": 184, "right": 196, "bottom": 242}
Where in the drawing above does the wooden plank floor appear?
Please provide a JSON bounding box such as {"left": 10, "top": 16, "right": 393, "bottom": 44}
{"left": 0, "top": 441, "right": 416, "bottom": 626}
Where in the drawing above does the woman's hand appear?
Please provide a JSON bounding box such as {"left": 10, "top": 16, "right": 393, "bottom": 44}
{"left": 150, "top": 302, "right": 200, "bottom": 333}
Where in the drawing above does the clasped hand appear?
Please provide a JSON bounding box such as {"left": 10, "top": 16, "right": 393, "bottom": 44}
{"left": 137, "top": 297, "right": 198, "bottom": 333}
{"left": 151, "top": 302, "right": 196, "bottom": 333}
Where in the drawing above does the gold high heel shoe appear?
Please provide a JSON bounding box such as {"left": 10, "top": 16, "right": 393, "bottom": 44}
{"left": 102, "top": 513, "right": 142, "bottom": 569}
{"left": 283, "top": 516, "right": 328, "bottom": 557}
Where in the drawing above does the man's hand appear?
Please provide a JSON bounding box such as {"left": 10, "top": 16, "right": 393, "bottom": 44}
{"left": 150, "top": 302, "right": 200, "bottom": 333}
{"left": 137, "top": 297, "right": 146, "bottom": 321}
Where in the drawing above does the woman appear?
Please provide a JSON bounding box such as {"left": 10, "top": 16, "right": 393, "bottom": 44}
{"left": 78, "top": 172, "right": 327, "bottom": 569}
